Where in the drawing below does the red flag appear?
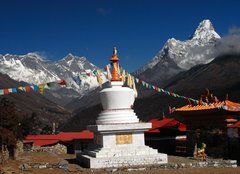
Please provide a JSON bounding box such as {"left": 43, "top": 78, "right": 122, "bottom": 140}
{"left": 25, "top": 86, "right": 31, "bottom": 92}
{"left": 104, "top": 65, "right": 107, "bottom": 71}
{"left": 4, "top": 89, "right": 9, "bottom": 94}
{"left": 57, "top": 80, "right": 66, "bottom": 85}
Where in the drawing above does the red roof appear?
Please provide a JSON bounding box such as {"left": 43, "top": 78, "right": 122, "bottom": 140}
{"left": 24, "top": 139, "right": 59, "bottom": 146}
{"left": 228, "top": 121, "right": 240, "bottom": 128}
{"left": 147, "top": 118, "right": 187, "bottom": 133}
{"left": 174, "top": 100, "right": 240, "bottom": 112}
{"left": 24, "top": 130, "right": 94, "bottom": 146}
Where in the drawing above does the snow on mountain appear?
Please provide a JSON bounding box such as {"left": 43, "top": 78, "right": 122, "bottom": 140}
{"left": 135, "top": 19, "right": 221, "bottom": 78}
{"left": 190, "top": 19, "right": 220, "bottom": 42}
{"left": 0, "top": 53, "right": 105, "bottom": 98}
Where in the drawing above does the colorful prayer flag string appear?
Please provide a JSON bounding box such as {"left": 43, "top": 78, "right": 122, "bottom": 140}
{"left": 0, "top": 80, "right": 66, "bottom": 96}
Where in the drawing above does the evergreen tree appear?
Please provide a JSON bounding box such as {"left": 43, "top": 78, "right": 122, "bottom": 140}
{"left": 20, "top": 112, "right": 38, "bottom": 136}
{"left": 0, "top": 97, "right": 18, "bottom": 147}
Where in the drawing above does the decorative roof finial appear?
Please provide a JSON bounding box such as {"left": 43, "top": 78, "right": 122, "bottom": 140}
{"left": 110, "top": 47, "right": 120, "bottom": 81}
{"left": 225, "top": 93, "right": 229, "bottom": 100}
{"left": 113, "top": 47, "right": 117, "bottom": 55}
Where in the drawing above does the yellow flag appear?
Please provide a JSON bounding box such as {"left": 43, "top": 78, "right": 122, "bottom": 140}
{"left": 146, "top": 83, "right": 149, "bottom": 88}
{"left": 18, "top": 86, "right": 24, "bottom": 91}
{"left": 79, "top": 75, "right": 84, "bottom": 80}
{"left": 96, "top": 69, "right": 102, "bottom": 88}
{"left": 38, "top": 84, "right": 46, "bottom": 94}
{"left": 127, "top": 74, "right": 133, "bottom": 88}
{"left": 106, "top": 64, "right": 112, "bottom": 80}
{"left": 122, "top": 70, "right": 126, "bottom": 83}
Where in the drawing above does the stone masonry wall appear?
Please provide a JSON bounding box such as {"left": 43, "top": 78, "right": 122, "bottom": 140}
{"left": 31, "top": 143, "right": 67, "bottom": 154}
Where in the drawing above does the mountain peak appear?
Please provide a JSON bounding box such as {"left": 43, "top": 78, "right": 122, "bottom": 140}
{"left": 67, "top": 53, "right": 74, "bottom": 57}
{"left": 191, "top": 19, "right": 221, "bottom": 40}
{"left": 61, "top": 53, "right": 86, "bottom": 61}
{"left": 22, "top": 52, "right": 47, "bottom": 61}
{"left": 198, "top": 19, "right": 214, "bottom": 30}
{"left": 135, "top": 19, "right": 221, "bottom": 77}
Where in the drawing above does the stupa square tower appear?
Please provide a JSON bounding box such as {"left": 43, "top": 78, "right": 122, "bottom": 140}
{"left": 78, "top": 48, "right": 167, "bottom": 168}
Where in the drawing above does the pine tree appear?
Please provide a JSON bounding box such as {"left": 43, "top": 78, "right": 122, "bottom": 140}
{"left": 0, "top": 98, "right": 18, "bottom": 147}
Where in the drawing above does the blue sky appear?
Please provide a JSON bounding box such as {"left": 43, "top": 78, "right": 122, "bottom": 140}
{"left": 0, "top": 0, "right": 240, "bottom": 72}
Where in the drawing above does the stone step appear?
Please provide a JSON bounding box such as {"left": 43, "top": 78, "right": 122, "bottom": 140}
{"left": 78, "top": 153, "right": 168, "bottom": 168}
{"left": 84, "top": 146, "right": 158, "bottom": 158}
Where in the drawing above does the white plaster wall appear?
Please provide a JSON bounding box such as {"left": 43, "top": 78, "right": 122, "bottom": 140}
{"left": 100, "top": 87, "right": 134, "bottom": 110}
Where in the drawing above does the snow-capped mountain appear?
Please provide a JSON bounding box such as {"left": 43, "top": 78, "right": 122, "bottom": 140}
{"left": 0, "top": 53, "right": 59, "bottom": 84}
{"left": 0, "top": 52, "right": 105, "bottom": 105}
{"left": 135, "top": 19, "right": 221, "bottom": 84}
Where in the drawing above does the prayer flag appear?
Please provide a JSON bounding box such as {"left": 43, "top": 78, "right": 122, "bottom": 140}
{"left": 96, "top": 69, "right": 103, "bottom": 88}
{"left": 121, "top": 70, "right": 126, "bottom": 83}
{"left": 132, "top": 76, "right": 138, "bottom": 98}
{"left": 8, "top": 88, "right": 13, "bottom": 93}
{"left": 104, "top": 65, "right": 107, "bottom": 71}
{"left": 26, "top": 86, "right": 31, "bottom": 92}
{"left": 4, "top": 89, "right": 9, "bottom": 94}
{"left": 12, "top": 88, "right": 17, "bottom": 93}
{"left": 57, "top": 80, "right": 66, "bottom": 85}
{"left": 18, "top": 87, "right": 23, "bottom": 91}
{"left": 146, "top": 83, "right": 149, "bottom": 88}
{"left": 38, "top": 84, "right": 46, "bottom": 94}
{"left": 127, "top": 74, "right": 132, "bottom": 88}
{"left": 31, "top": 85, "right": 38, "bottom": 91}
{"left": 106, "top": 64, "right": 112, "bottom": 81}
{"left": 0, "top": 89, "right": 4, "bottom": 95}
{"left": 22, "top": 87, "right": 26, "bottom": 92}
{"left": 135, "top": 78, "right": 139, "bottom": 83}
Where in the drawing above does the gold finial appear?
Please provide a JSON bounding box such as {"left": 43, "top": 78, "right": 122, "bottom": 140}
{"left": 113, "top": 47, "right": 117, "bottom": 55}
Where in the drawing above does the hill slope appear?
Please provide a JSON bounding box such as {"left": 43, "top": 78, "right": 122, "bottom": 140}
{"left": 0, "top": 73, "right": 71, "bottom": 133}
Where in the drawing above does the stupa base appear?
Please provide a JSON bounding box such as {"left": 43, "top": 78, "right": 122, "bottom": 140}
{"left": 77, "top": 152, "right": 167, "bottom": 169}
{"left": 77, "top": 123, "right": 167, "bottom": 168}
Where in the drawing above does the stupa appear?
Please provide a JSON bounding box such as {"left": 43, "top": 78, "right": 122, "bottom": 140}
{"left": 78, "top": 48, "right": 167, "bottom": 168}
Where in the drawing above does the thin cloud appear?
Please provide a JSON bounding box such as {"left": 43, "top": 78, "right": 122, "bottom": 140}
{"left": 181, "top": 26, "right": 240, "bottom": 64}
{"left": 214, "top": 35, "right": 240, "bottom": 56}
{"left": 96, "top": 8, "right": 111, "bottom": 15}
{"left": 195, "top": 26, "right": 240, "bottom": 58}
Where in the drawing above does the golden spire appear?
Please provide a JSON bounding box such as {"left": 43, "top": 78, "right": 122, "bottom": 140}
{"left": 110, "top": 47, "right": 120, "bottom": 81}
{"left": 113, "top": 47, "right": 117, "bottom": 55}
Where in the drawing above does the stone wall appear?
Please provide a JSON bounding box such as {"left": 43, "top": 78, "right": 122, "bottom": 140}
{"left": 0, "top": 145, "right": 9, "bottom": 164}
{"left": 15, "top": 141, "right": 24, "bottom": 160}
{"left": 18, "top": 158, "right": 238, "bottom": 173}
{"left": 0, "top": 141, "right": 24, "bottom": 163}
{"left": 31, "top": 143, "right": 67, "bottom": 154}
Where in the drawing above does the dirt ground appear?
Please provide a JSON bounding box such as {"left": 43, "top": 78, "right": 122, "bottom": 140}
{"left": 1, "top": 152, "right": 240, "bottom": 174}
